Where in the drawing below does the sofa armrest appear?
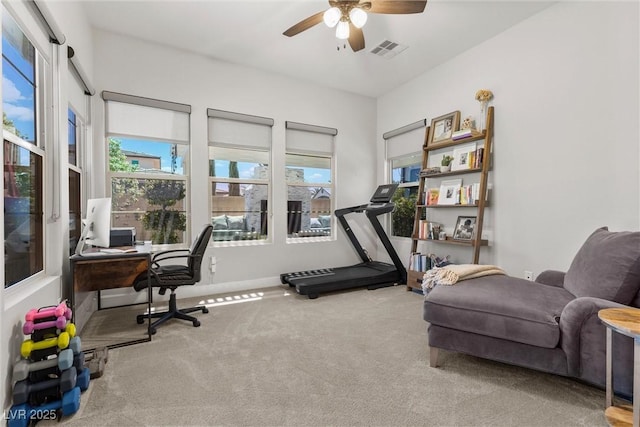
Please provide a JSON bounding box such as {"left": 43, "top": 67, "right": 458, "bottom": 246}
{"left": 559, "top": 297, "right": 633, "bottom": 397}
{"left": 535, "top": 270, "right": 565, "bottom": 287}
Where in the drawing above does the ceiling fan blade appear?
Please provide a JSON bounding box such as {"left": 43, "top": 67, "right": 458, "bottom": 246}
{"left": 283, "top": 11, "right": 326, "bottom": 37}
{"left": 368, "top": 0, "right": 427, "bottom": 14}
{"left": 348, "top": 24, "right": 365, "bottom": 52}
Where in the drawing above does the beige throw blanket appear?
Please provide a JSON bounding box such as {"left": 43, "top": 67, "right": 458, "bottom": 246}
{"left": 422, "top": 264, "right": 506, "bottom": 294}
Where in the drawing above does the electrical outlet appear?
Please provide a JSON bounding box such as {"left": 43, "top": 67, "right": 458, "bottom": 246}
{"left": 524, "top": 271, "right": 533, "bottom": 281}
{"left": 210, "top": 256, "right": 216, "bottom": 273}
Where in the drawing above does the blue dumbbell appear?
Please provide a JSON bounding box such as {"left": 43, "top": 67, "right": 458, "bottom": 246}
{"left": 7, "top": 387, "right": 80, "bottom": 427}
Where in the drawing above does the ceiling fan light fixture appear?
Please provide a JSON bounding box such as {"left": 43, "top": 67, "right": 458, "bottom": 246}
{"left": 349, "top": 7, "right": 367, "bottom": 29}
{"left": 323, "top": 7, "right": 341, "bottom": 28}
{"left": 335, "top": 19, "right": 350, "bottom": 40}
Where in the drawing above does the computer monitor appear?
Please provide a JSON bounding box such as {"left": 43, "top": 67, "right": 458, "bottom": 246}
{"left": 74, "top": 197, "right": 112, "bottom": 256}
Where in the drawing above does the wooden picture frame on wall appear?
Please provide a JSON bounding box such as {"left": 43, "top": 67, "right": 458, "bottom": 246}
{"left": 428, "top": 111, "right": 461, "bottom": 146}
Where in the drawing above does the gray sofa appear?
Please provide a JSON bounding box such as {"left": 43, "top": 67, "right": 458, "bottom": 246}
{"left": 424, "top": 227, "right": 640, "bottom": 398}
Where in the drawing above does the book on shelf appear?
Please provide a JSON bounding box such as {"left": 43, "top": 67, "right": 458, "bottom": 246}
{"left": 409, "top": 252, "right": 432, "bottom": 273}
{"left": 420, "top": 167, "right": 441, "bottom": 177}
{"left": 451, "top": 129, "right": 482, "bottom": 140}
{"left": 458, "top": 183, "right": 481, "bottom": 205}
{"left": 417, "top": 221, "right": 441, "bottom": 240}
{"left": 426, "top": 188, "right": 440, "bottom": 206}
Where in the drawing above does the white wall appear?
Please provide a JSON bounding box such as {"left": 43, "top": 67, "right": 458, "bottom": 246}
{"left": 377, "top": 1, "right": 639, "bottom": 278}
{"left": 91, "top": 30, "right": 379, "bottom": 302}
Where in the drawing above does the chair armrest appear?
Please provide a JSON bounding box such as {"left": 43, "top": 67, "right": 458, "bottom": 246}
{"left": 152, "top": 248, "right": 189, "bottom": 262}
{"left": 535, "top": 270, "right": 565, "bottom": 287}
{"left": 151, "top": 249, "right": 190, "bottom": 267}
{"left": 559, "top": 297, "right": 634, "bottom": 396}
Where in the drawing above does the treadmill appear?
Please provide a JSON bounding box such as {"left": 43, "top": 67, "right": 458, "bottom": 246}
{"left": 280, "top": 184, "right": 407, "bottom": 299}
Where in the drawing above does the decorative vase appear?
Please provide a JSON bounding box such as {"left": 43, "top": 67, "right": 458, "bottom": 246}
{"left": 478, "top": 101, "right": 488, "bottom": 131}
{"left": 440, "top": 164, "right": 451, "bottom": 173}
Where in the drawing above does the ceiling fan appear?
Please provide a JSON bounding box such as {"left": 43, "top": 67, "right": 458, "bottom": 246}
{"left": 283, "top": 1, "right": 427, "bottom": 52}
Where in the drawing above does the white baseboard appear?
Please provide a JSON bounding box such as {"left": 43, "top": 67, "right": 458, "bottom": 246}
{"left": 98, "top": 276, "right": 282, "bottom": 308}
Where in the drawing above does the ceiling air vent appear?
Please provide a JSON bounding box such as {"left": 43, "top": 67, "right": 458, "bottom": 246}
{"left": 370, "top": 40, "right": 408, "bottom": 59}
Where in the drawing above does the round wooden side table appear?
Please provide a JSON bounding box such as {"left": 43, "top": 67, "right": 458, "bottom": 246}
{"left": 599, "top": 307, "right": 640, "bottom": 427}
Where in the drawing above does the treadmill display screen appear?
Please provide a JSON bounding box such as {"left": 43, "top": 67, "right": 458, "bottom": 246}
{"left": 370, "top": 184, "right": 399, "bottom": 204}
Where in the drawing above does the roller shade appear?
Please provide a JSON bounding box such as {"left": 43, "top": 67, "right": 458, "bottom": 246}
{"left": 285, "top": 121, "right": 337, "bottom": 155}
{"left": 68, "top": 63, "right": 87, "bottom": 114}
{"left": 384, "top": 119, "right": 427, "bottom": 159}
{"left": 208, "top": 109, "right": 273, "bottom": 150}
{"left": 67, "top": 46, "right": 95, "bottom": 97}
{"left": 103, "top": 91, "right": 190, "bottom": 143}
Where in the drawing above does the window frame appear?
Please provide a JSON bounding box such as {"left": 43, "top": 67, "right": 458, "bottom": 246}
{"left": 104, "top": 93, "right": 191, "bottom": 250}
{"left": 2, "top": 4, "right": 53, "bottom": 290}
{"left": 388, "top": 153, "right": 422, "bottom": 239}
{"left": 284, "top": 150, "right": 335, "bottom": 242}
{"left": 207, "top": 110, "right": 274, "bottom": 246}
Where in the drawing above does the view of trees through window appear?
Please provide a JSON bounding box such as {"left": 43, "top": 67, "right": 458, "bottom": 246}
{"left": 390, "top": 155, "right": 421, "bottom": 238}
{"left": 109, "top": 138, "right": 187, "bottom": 244}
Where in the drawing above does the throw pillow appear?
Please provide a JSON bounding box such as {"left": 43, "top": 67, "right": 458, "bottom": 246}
{"left": 319, "top": 215, "right": 331, "bottom": 228}
{"left": 564, "top": 227, "right": 640, "bottom": 304}
{"left": 227, "top": 215, "right": 245, "bottom": 231}
{"left": 212, "top": 215, "right": 228, "bottom": 230}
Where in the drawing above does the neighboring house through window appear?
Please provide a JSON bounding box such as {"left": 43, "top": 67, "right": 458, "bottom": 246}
{"left": 103, "top": 91, "right": 191, "bottom": 246}
{"left": 2, "top": 6, "right": 52, "bottom": 287}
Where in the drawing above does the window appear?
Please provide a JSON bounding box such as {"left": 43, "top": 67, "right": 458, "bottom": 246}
{"left": 68, "top": 109, "right": 81, "bottom": 255}
{"left": 285, "top": 122, "right": 336, "bottom": 240}
{"left": 389, "top": 154, "right": 421, "bottom": 237}
{"left": 208, "top": 109, "right": 273, "bottom": 243}
{"left": 384, "top": 120, "right": 427, "bottom": 238}
{"left": 3, "top": 8, "right": 49, "bottom": 287}
{"left": 104, "top": 92, "right": 191, "bottom": 246}
{"left": 68, "top": 50, "right": 93, "bottom": 256}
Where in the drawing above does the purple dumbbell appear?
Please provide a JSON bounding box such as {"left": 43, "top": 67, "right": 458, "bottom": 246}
{"left": 22, "top": 316, "right": 67, "bottom": 335}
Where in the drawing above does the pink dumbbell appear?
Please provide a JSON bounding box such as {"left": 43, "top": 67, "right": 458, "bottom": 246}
{"left": 22, "top": 316, "right": 67, "bottom": 335}
{"left": 25, "top": 301, "right": 71, "bottom": 323}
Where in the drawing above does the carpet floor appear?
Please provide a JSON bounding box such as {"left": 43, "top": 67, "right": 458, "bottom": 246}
{"left": 49, "top": 284, "right": 607, "bottom": 426}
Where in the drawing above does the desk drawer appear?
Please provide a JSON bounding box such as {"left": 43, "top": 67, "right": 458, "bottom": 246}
{"left": 73, "top": 256, "right": 148, "bottom": 292}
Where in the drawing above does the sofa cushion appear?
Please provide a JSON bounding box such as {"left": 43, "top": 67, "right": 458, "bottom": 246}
{"left": 212, "top": 215, "right": 228, "bottom": 230}
{"left": 227, "top": 215, "right": 245, "bottom": 230}
{"left": 564, "top": 227, "right": 640, "bottom": 305}
{"left": 424, "top": 275, "right": 575, "bottom": 348}
{"left": 318, "top": 215, "right": 331, "bottom": 228}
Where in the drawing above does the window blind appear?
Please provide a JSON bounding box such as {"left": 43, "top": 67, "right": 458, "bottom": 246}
{"left": 384, "top": 119, "right": 427, "bottom": 159}
{"left": 285, "top": 121, "right": 337, "bottom": 155}
{"left": 207, "top": 109, "right": 273, "bottom": 150}
{"left": 103, "top": 91, "right": 190, "bottom": 143}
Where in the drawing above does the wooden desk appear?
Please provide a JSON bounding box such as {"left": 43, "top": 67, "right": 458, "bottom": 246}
{"left": 70, "top": 251, "right": 152, "bottom": 350}
{"left": 599, "top": 307, "right": 640, "bottom": 427}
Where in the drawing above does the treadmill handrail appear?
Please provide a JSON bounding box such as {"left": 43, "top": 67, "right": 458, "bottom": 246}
{"left": 335, "top": 204, "right": 369, "bottom": 217}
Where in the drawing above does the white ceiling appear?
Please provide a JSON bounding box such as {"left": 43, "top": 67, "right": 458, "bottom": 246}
{"left": 81, "top": 0, "right": 554, "bottom": 98}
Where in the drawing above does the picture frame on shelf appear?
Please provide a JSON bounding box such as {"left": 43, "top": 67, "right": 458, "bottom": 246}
{"left": 428, "top": 111, "right": 461, "bottom": 146}
{"left": 437, "top": 179, "right": 462, "bottom": 205}
{"left": 451, "top": 142, "right": 477, "bottom": 171}
{"left": 453, "top": 216, "right": 477, "bottom": 240}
